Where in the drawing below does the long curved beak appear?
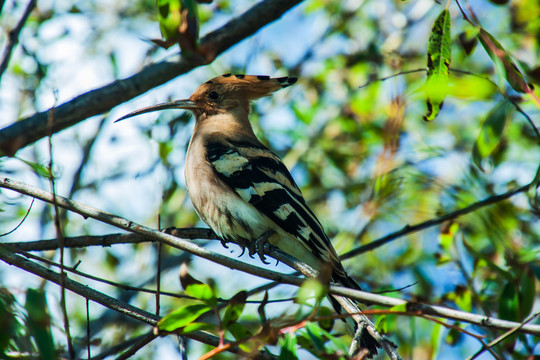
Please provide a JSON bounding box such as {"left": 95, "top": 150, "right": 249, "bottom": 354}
{"left": 114, "top": 99, "right": 198, "bottom": 123}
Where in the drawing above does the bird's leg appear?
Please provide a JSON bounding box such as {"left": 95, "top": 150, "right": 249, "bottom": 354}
{"left": 250, "top": 230, "right": 275, "bottom": 264}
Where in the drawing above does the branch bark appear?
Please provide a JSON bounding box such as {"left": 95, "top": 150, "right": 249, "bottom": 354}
{"left": 0, "top": 244, "right": 274, "bottom": 359}
{"left": 2, "top": 176, "right": 540, "bottom": 337}
{"left": 0, "top": 0, "right": 303, "bottom": 156}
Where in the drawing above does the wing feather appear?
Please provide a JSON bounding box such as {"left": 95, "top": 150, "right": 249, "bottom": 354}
{"left": 206, "top": 138, "right": 341, "bottom": 266}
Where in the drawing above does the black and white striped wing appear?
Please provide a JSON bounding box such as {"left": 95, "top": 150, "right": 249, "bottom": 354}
{"left": 206, "top": 139, "right": 340, "bottom": 266}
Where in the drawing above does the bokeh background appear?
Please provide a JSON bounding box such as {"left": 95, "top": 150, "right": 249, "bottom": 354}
{"left": 1, "top": 0, "right": 539, "bottom": 358}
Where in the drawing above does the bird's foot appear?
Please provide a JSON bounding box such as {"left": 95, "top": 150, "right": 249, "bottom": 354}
{"left": 249, "top": 230, "right": 275, "bottom": 264}
{"left": 219, "top": 238, "right": 230, "bottom": 249}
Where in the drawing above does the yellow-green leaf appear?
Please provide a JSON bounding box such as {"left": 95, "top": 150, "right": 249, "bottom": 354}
{"left": 296, "top": 278, "right": 327, "bottom": 305}
{"left": 472, "top": 100, "right": 512, "bottom": 171}
{"left": 157, "top": 303, "right": 211, "bottom": 332}
{"left": 278, "top": 332, "right": 298, "bottom": 360}
{"left": 424, "top": 9, "right": 451, "bottom": 122}
{"left": 477, "top": 28, "right": 530, "bottom": 93}
{"left": 222, "top": 290, "right": 247, "bottom": 330}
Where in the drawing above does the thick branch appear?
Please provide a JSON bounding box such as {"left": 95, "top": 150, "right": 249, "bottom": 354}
{"left": 0, "top": 0, "right": 303, "bottom": 156}
{"left": 6, "top": 229, "right": 217, "bottom": 252}
{"left": 2, "top": 176, "right": 540, "bottom": 337}
{"left": 0, "top": 176, "right": 305, "bottom": 286}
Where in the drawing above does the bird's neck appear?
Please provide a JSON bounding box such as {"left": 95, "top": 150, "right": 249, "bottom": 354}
{"left": 194, "top": 109, "right": 257, "bottom": 140}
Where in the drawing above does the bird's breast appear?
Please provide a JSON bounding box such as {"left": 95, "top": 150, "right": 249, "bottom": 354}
{"left": 185, "top": 138, "right": 270, "bottom": 243}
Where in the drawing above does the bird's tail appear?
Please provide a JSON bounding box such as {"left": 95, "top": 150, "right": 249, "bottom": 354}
{"left": 329, "top": 271, "right": 402, "bottom": 359}
{"left": 328, "top": 271, "right": 381, "bottom": 358}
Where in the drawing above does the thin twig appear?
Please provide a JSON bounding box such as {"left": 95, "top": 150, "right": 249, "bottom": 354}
{"left": 0, "top": 0, "right": 37, "bottom": 81}
{"left": 0, "top": 243, "right": 159, "bottom": 325}
{"left": 341, "top": 182, "right": 533, "bottom": 259}
{"left": 509, "top": 98, "right": 540, "bottom": 143}
{"left": 156, "top": 215, "right": 162, "bottom": 317}
{"left": 86, "top": 298, "right": 91, "bottom": 359}
{"left": 467, "top": 310, "right": 540, "bottom": 360}
{"left": 116, "top": 332, "right": 157, "bottom": 360}
{"left": 17, "top": 248, "right": 193, "bottom": 300}
{"left": 47, "top": 100, "right": 75, "bottom": 359}
{"left": 0, "top": 197, "right": 34, "bottom": 236}
{"left": 358, "top": 68, "right": 426, "bottom": 89}
{"left": 358, "top": 66, "right": 540, "bottom": 142}
{"left": 89, "top": 333, "right": 152, "bottom": 360}
{"left": 0, "top": 244, "right": 245, "bottom": 357}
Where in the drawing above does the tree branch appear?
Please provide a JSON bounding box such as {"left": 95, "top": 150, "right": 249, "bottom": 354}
{"left": 0, "top": 0, "right": 37, "bottom": 81}
{"left": 6, "top": 230, "right": 217, "bottom": 252}
{"left": 0, "top": 242, "right": 158, "bottom": 325}
{"left": 0, "top": 0, "right": 303, "bottom": 156}
{"left": 0, "top": 243, "right": 269, "bottom": 358}
{"left": 342, "top": 181, "right": 534, "bottom": 260}
{"left": 2, "top": 176, "right": 540, "bottom": 338}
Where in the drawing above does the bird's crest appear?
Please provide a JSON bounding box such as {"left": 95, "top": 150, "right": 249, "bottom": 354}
{"left": 195, "top": 74, "right": 297, "bottom": 101}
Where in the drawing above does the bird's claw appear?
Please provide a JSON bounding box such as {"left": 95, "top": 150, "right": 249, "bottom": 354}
{"left": 250, "top": 230, "right": 275, "bottom": 265}
{"left": 220, "top": 238, "right": 230, "bottom": 249}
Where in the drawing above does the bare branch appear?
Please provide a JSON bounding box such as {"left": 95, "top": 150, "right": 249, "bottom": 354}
{"left": 331, "top": 286, "right": 540, "bottom": 336}
{"left": 6, "top": 230, "right": 217, "bottom": 252}
{"left": 2, "top": 176, "right": 540, "bottom": 338}
{"left": 0, "top": 0, "right": 303, "bottom": 156}
{"left": 342, "top": 181, "right": 533, "bottom": 260}
{"left": 0, "top": 244, "right": 263, "bottom": 358}
{"left": 0, "top": 242, "right": 158, "bottom": 325}
{"left": 0, "top": 0, "right": 37, "bottom": 81}
{"left": 0, "top": 176, "right": 305, "bottom": 285}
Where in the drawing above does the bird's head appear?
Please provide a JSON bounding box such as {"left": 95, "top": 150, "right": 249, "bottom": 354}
{"left": 115, "top": 74, "right": 297, "bottom": 123}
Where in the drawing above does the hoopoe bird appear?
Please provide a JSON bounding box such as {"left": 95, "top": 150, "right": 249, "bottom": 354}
{"left": 116, "top": 74, "right": 397, "bottom": 358}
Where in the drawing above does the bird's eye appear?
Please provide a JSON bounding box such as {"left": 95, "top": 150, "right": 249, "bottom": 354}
{"left": 208, "top": 91, "right": 219, "bottom": 100}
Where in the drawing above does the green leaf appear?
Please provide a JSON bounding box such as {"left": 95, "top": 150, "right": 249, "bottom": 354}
{"left": 445, "top": 325, "right": 462, "bottom": 346}
{"left": 499, "top": 282, "right": 519, "bottom": 322}
{"left": 519, "top": 268, "right": 535, "bottom": 319}
{"left": 424, "top": 9, "right": 451, "bottom": 122}
{"left": 157, "top": 303, "right": 211, "bottom": 332}
{"left": 228, "top": 322, "right": 254, "bottom": 353}
{"left": 222, "top": 291, "right": 247, "bottom": 330}
{"left": 317, "top": 306, "right": 334, "bottom": 332}
{"left": 472, "top": 100, "right": 512, "bottom": 171}
{"left": 296, "top": 278, "right": 327, "bottom": 306}
{"left": 477, "top": 28, "right": 531, "bottom": 93}
{"left": 278, "top": 332, "right": 298, "bottom": 360}
{"left": 25, "top": 289, "right": 57, "bottom": 360}
{"left": 155, "top": 0, "right": 199, "bottom": 51}
{"left": 430, "top": 322, "right": 443, "bottom": 357}
{"left": 16, "top": 157, "right": 53, "bottom": 179}
{"left": 227, "top": 322, "right": 252, "bottom": 341}
{"left": 304, "top": 322, "right": 325, "bottom": 351}
{"left": 447, "top": 76, "right": 497, "bottom": 100}
{"left": 157, "top": 0, "right": 182, "bottom": 42}
{"left": 0, "top": 288, "right": 21, "bottom": 357}
{"left": 185, "top": 283, "right": 217, "bottom": 306}
{"left": 181, "top": 322, "right": 215, "bottom": 334}
{"left": 179, "top": 264, "right": 217, "bottom": 306}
